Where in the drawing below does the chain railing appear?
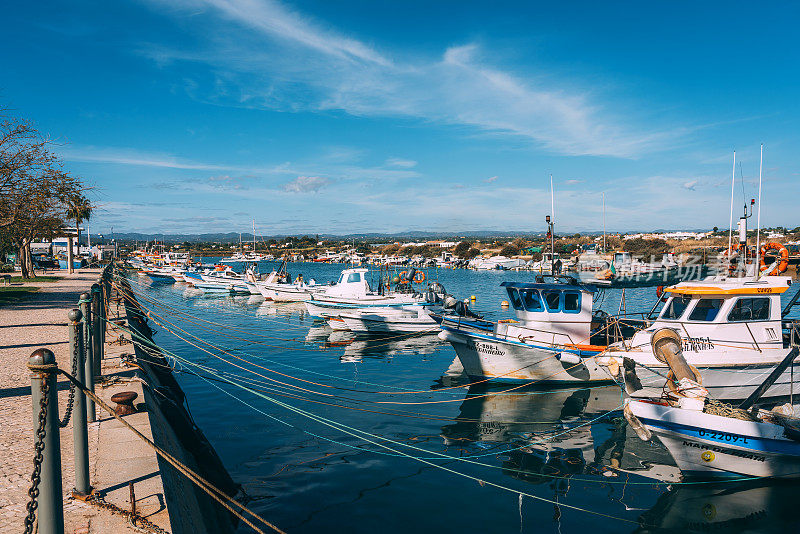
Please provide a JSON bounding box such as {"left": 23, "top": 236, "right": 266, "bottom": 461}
{"left": 23, "top": 263, "right": 285, "bottom": 534}
{"left": 24, "top": 375, "right": 49, "bottom": 534}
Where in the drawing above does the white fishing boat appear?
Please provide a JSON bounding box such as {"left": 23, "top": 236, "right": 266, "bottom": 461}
{"left": 600, "top": 150, "right": 800, "bottom": 400}
{"left": 305, "top": 268, "right": 431, "bottom": 318}
{"left": 471, "top": 255, "right": 525, "bottom": 271}
{"left": 255, "top": 269, "right": 325, "bottom": 302}
{"left": 628, "top": 397, "right": 800, "bottom": 478}
{"left": 527, "top": 252, "right": 563, "bottom": 273}
{"left": 438, "top": 276, "right": 639, "bottom": 383}
{"left": 622, "top": 324, "right": 800, "bottom": 479}
{"left": 599, "top": 275, "right": 799, "bottom": 399}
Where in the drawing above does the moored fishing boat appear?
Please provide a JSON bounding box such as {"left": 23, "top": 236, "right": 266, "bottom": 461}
{"left": 622, "top": 325, "right": 800, "bottom": 479}
{"left": 438, "top": 276, "right": 643, "bottom": 383}
{"left": 305, "top": 267, "right": 433, "bottom": 318}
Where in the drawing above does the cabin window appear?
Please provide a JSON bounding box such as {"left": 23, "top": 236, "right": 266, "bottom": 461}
{"left": 519, "top": 289, "right": 543, "bottom": 311}
{"left": 563, "top": 291, "right": 581, "bottom": 312}
{"left": 543, "top": 291, "right": 561, "bottom": 312}
{"left": 688, "top": 298, "right": 723, "bottom": 321}
{"left": 507, "top": 288, "right": 523, "bottom": 310}
{"left": 660, "top": 295, "right": 690, "bottom": 320}
{"left": 347, "top": 272, "right": 361, "bottom": 283}
{"left": 728, "top": 297, "right": 770, "bottom": 322}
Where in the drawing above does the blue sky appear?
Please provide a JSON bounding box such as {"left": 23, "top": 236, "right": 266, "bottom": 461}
{"left": 3, "top": 1, "right": 799, "bottom": 235}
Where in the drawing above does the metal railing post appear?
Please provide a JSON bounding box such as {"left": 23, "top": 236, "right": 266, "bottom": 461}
{"left": 27, "top": 348, "right": 64, "bottom": 534}
{"left": 68, "top": 309, "right": 91, "bottom": 496}
{"left": 79, "top": 292, "right": 95, "bottom": 423}
{"left": 91, "top": 283, "right": 103, "bottom": 376}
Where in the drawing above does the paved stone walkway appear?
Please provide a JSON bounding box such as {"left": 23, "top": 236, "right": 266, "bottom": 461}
{"left": 0, "top": 269, "right": 170, "bottom": 533}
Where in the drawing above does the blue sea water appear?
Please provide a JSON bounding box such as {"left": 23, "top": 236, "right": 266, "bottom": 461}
{"left": 129, "top": 261, "right": 800, "bottom": 534}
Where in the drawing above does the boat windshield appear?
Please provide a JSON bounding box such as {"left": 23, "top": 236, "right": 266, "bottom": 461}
{"left": 660, "top": 295, "right": 691, "bottom": 320}
{"left": 688, "top": 298, "right": 723, "bottom": 321}
{"left": 519, "top": 288, "right": 543, "bottom": 311}
{"left": 728, "top": 297, "right": 770, "bottom": 322}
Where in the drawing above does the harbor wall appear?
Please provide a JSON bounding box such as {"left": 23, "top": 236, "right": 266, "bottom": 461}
{"left": 118, "top": 275, "right": 240, "bottom": 534}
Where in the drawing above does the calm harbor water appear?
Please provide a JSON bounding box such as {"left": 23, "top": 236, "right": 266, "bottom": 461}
{"left": 129, "top": 262, "right": 800, "bottom": 533}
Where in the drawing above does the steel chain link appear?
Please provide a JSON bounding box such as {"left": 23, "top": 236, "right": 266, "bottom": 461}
{"left": 24, "top": 377, "right": 50, "bottom": 534}
{"left": 59, "top": 337, "right": 80, "bottom": 428}
{"left": 84, "top": 493, "right": 170, "bottom": 534}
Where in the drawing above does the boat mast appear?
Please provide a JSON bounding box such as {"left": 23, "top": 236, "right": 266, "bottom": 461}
{"left": 547, "top": 174, "right": 555, "bottom": 275}
{"left": 602, "top": 192, "right": 606, "bottom": 254}
{"left": 727, "top": 150, "right": 736, "bottom": 272}
{"left": 754, "top": 144, "right": 764, "bottom": 279}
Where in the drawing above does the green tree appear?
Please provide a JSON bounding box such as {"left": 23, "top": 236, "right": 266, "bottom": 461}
{"left": 66, "top": 195, "right": 92, "bottom": 251}
{"left": 454, "top": 241, "right": 472, "bottom": 256}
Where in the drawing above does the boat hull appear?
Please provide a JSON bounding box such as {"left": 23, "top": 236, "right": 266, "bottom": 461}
{"left": 629, "top": 400, "right": 800, "bottom": 478}
{"left": 438, "top": 327, "right": 610, "bottom": 384}
{"left": 613, "top": 359, "right": 800, "bottom": 401}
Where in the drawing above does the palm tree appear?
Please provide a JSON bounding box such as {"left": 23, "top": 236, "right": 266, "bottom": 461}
{"left": 66, "top": 195, "right": 92, "bottom": 255}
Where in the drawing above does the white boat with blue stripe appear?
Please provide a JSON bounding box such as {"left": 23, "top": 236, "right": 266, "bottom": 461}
{"left": 438, "top": 276, "right": 641, "bottom": 383}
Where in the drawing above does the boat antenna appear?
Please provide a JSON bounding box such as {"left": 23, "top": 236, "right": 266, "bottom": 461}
{"left": 727, "top": 150, "right": 736, "bottom": 272}
{"left": 548, "top": 174, "right": 555, "bottom": 275}
{"left": 602, "top": 191, "right": 606, "bottom": 254}
{"left": 754, "top": 144, "right": 763, "bottom": 279}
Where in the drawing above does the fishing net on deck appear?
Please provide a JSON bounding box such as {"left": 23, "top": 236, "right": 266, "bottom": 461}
{"left": 703, "top": 398, "right": 758, "bottom": 421}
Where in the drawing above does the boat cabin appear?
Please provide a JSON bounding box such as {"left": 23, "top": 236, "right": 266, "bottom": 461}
{"left": 324, "top": 268, "right": 372, "bottom": 298}
{"left": 498, "top": 279, "right": 598, "bottom": 348}
{"left": 639, "top": 275, "right": 793, "bottom": 352}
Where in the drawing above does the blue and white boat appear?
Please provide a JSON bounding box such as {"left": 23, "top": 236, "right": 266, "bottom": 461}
{"left": 628, "top": 397, "right": 800, "bottom": 478}
{"left": 437, "top": 276, "right": 639, "bottom": 383}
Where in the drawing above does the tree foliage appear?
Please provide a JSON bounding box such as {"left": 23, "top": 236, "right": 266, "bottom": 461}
{"left": 0, "top": 109, "right": 89, "bottom": 277}
{"left": 622, "top": 238, "right": 670, "bottom": 260}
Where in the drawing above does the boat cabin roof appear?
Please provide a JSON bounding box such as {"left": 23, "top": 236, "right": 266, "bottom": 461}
{"left": 665, "top": 275, "right": 791, "bottom": 296}
{"left": 501, "top": 280, "right": 597, "bottom": 294}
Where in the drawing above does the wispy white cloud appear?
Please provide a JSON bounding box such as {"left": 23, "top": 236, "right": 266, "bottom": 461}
{"left": 137, "top": 0, "right": 679, "bottom": 158}
{"left": 385, "top": 157, "right": 417, "bottom": 168}
{"left": 283, "top": 175, "right": 329, "bottom": 193}
{"left": 60, "top": 145, "right": 232, "bottom": 171}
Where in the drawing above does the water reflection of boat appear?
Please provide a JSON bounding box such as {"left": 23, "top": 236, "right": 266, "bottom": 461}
{"left": 255, "top": 301, "right": 310, "bottom": 319}
{"left": 333, "top": 332, "right": 443, "bottom": 362}
{"left": 441, "top": 385, "right": 680, "bottom": 484}
{"left": 636, "top": 479, "right": 800, "bottom": 533}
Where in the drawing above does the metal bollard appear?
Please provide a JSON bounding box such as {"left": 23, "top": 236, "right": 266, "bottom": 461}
{"left": 68, "top": 309, "right": 91, "bottom": 496}
{"left": 27, "top": 348, "right": 65, "bottom": 534}
{"left": 91, "top": 284, "right": 103, "bottom": 376}
{"left": 79, "top": 292, "right": 95, "bottom": 423}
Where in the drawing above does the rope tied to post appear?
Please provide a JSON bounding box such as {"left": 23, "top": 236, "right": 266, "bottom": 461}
{"left": 57, "top": 367, "right": 286, "bottom": 534}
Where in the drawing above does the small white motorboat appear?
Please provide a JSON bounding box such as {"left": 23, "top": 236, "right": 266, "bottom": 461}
{"left": 305, "top": 267, "right": 431, "bottom": 318}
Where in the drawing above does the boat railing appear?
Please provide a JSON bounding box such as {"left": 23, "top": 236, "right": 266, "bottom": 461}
{"left": 789, "top": 321, "right": 800, "bottom": 349}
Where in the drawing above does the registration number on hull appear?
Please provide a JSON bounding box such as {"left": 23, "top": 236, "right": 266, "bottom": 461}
{"left": 466, "top": 340, "right": 506, "bottom": 356}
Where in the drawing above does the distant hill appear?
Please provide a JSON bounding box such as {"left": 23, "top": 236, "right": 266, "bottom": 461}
{"left": 106, "top": 228, "right": 713, "bottom": 244}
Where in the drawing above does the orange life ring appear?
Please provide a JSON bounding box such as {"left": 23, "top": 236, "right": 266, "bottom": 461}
{"left": 413, "top": 271, "right": 426, "bottom": 283}
{"left": 760, "top": 242, "right": 789, "bottom": 274}
{"left": 399, "top": 270, "right": 408, "bottom": 279}
{"left": 723, "top": 243, "right": 740, "bottom": 257}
